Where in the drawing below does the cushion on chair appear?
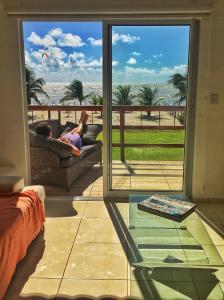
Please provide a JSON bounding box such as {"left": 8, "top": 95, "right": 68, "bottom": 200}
{"left": 80, "top": 142, "right": 102, "bottom": 157}
{"left": 61, "top": 122, "right": 102, "bottom": 145}
{"left": 0, "top": 176, "right": 24, "bottom": 193}
{"left": 29, "top": 130, "right": 72, "bottom": 159}
{"left": 82, "top": 124, "right": 103, "bottom": 144}
{"left": 60, "top": 142, "right": 102, "bottom": 167}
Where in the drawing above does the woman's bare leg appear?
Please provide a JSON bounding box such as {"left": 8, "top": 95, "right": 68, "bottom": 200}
{"left": 70, "top": 111, "right": 88, "bottom": 135}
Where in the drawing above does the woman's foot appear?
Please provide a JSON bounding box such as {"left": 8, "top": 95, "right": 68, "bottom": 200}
{"left": 79, "top": 110, "right": 87, "bottom": 123}
{"left": 83, "top": 113, "right": 89, "bottom": 124}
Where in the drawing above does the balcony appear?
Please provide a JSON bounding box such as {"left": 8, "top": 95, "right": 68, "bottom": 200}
{"left": 28, "top": 105, "right": 185, "bottom": 196}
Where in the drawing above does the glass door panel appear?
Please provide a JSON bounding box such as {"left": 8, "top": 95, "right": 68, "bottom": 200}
{"left": 109, "top": 24, "right": 190, "bottom": 192}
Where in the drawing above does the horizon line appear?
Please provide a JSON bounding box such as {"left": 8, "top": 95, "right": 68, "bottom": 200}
{"left": 45, "top": 82, "right": 173, "bottom": 85}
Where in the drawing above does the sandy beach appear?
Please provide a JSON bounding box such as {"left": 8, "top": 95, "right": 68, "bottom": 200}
{"left": 28, "top": 109, "right": 182, "bottom": 127}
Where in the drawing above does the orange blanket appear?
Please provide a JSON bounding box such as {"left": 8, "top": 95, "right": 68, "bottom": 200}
{"left": 0, "top": 190, "right": 45, "bottom": 300}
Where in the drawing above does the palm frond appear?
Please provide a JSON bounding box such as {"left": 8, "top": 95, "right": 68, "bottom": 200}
{"left": 25, "top": 66, "right": 49, "bottom": 104}
{"left": 168, "top": 73, "right": 187, "bottom": 104}
{"left": 28, "top": 92, "right": 42, "bottom": 105}
{"left": 113, "top": 85, "right": 135, "bottom": 105}
{"left": 60, "top": 95, "right": 74, "bottom": 103}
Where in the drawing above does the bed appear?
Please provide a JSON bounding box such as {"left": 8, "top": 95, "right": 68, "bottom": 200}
{"left": 0, "top": 188, "right": 45, "bottom": 300}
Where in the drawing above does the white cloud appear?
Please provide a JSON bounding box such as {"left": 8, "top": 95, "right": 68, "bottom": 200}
{"left": 87, "top": 57, "right": 102, "bottom": 67}
{"left": 25, "top": 47, "right": 103, "bottom": 82}
{"left": 144, "top": 59, "right": 152, "bottom": 64}
{"left": 160, "top": 64, "right": 187, "bottom": 75}
{"left": 153, "top": 53, "right": 163, "bottom": 58}
{"left": 28, "top": 29, "right": 85, "bottom": 49}
{"left": 25, "top": 50, "right": 32, "bottom": 65}
{"left": 112, "top": 60, "right": 119, "bottom": 66}
{"left": 27, "top": 32, "right": 42, "bottom": 45}
{"left": 48, "top": 28, "right": 63, "bottom": 37}
{"left": 28, "top": 47, "right": 68, "bottom": 74}
{"left": 70, "top": 57, "right": 102, "bottom": 68}
{"left": 125, "top": 66, "right": 156, "bottom": 75}
{"left": 57, "top": 33, "right": 85, "bottom": 47}
{"left": 124, "top": 64, "right": 187, "bottom": 77}
{"left": 27, "top": 29, "right": 84, "bottom": 49}
{"left": 49, "top": 47, "right": 67, "bottom": 59}
{"left": 69, "top": 52, "right": 85, "bottom": 60}
{"left": 87, "top": 37, "right": 102, "bottom": 46}
{"left": 112, "top": 31, "right": 140, "bottom": 45}
{"left": 27, "top": 32, "right": 56, "bottom": 47}
{"left": 127, "top": 57, "right": 137, "bottom": 65}
{"left": 132, "top": 51, "right": 141, "bottom": 56}
{"left": 31, "top": 47, "right": 67, "bottom": 62}
{"left": 31, "top": 50, "right": 43, "bottom": 63}
{"left": 24, "top": 51, "right": 47, "bottom": 73}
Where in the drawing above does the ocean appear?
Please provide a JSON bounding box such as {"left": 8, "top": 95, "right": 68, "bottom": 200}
{"left": 37, "top": 82, "right": 179, "bottom": 106}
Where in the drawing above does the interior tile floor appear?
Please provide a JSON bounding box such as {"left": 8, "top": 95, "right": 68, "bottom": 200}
{"left": 45, "top": 160, "right": 183, "bottom": 197}
{"left": 4, "top": 198, "right": 224, "bottom": 300}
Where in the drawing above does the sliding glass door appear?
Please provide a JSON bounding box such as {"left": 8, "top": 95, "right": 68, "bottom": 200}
{"left": 103, "top": 21, "right": 198, "bottom": 198}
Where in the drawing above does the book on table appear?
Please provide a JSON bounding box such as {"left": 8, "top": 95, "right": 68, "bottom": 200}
{"left": 137, "top": 194, "right": 197, "bottom": 222}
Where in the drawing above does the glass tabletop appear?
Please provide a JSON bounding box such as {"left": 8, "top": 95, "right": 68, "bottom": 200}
{"left": 128, "top": 194, "right": 224, "bottom": 268}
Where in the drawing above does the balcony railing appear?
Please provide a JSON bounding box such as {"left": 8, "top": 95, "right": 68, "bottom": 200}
{"left": 28, "top": 105, "right": 186, "bottom": 161}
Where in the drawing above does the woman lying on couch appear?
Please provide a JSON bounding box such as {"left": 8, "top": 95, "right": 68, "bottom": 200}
{"left": 35, "top": 110, "right": 88, "bottom": 157}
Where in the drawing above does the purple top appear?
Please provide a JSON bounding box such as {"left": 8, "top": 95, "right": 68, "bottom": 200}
{"left": 63, "top": 133, "right": 82, "bottom": 149}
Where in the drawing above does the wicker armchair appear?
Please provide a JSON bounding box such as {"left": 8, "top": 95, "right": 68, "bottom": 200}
{"left": 29, "top": 120, "right": 102, "bottom": 191}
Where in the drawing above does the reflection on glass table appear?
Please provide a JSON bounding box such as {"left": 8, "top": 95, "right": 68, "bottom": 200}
{"left": 129, "top": 194, "right": 224, "bottom": 268}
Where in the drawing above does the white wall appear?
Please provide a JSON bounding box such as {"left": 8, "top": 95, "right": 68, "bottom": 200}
{"left": 3, "top": 0, "right": 214, "bottom": 14}
{"left": 197, "top": 0, "right": 224, "bottom": 198}
{"left": 0, "top": 0, "right": 224, "bottom": 199}
{"left": 0, "top": 0, "right": 29, "bottom": 181}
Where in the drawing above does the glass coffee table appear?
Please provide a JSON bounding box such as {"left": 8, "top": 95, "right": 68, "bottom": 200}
{"left": 128, "top": 194, "right": 224, "bottom": 268}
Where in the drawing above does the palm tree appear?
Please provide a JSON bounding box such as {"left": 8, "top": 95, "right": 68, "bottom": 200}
{"left": 97, "top": 95, "right": 103, "bottom": 106}
{"left": 90, "top": 94, "right": 103, "bottom": 116}
{"left": 90, "top": 94, "right": 100, "bottom": 106}
{"left": 26, "top": 66, "right": 49, "bottom": 105}
{"left": 138, "top": 86, "right": 158, "bottom": 118}
{"left": 168, "top": 73, "right": 187, "bottom": 105}
{"left": 60, "top": 79, "right": 91, "bottom": 105}
{"left": 113, "top": 85, "right": 135, "bottom": 105}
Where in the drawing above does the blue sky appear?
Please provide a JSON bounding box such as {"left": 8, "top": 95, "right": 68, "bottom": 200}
{"left": 23, "top": 22, "right": 189, "bottom": 84}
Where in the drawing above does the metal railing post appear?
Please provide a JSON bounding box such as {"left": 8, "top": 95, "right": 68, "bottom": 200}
{"left": 159, "top": 109, "right": 161, "bottom": 127}
{"left": 58, "top": 110, "right": 61, "bottom": 123}
{"left": 120, "top": 108, "right": 125, "bottom": 162}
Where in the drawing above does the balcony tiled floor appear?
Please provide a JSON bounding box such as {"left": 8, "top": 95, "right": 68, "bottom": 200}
{"left": 4, "top": 199, "right": 224, "bottom": 299}
{"left": 44, "top": 160, "right": 184, "bottom": 197}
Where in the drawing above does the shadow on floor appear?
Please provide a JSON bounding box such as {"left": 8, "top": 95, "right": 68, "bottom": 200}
{"left": 132, "top": 266, "right": 219, "bottom": 300}
{"left": 197, "top": 204, "right": 224, "bottom": 240}
{"left": 45, "top": 198, "right": 79, "bottom": 217}
{"left": 44, "top": 165, "right": 103, "bottom": 197}
{"left": 105, "top": 201, "right": 222, "bottom": 300}
{"left": 4, "top": 233, "right": 46, "bottom": 300}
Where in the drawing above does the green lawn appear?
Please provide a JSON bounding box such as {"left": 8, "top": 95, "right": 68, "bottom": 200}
{"left": 97, "top": 130, "right": 185, "bottom": 161}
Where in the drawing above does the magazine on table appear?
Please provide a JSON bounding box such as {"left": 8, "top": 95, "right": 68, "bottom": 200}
{"left": 137, "top": 194, "right": 197, "bottom": 222}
